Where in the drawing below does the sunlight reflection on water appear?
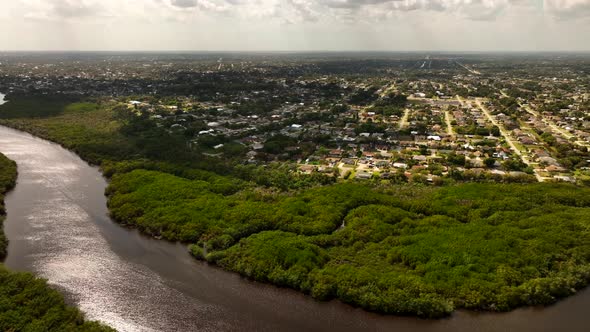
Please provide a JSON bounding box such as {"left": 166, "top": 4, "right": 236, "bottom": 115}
{"left": 0, "top": 128, "right": 220, "bottom": 331}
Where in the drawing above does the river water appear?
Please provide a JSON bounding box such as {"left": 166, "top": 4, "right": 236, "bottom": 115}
{"left": 0, "top": 125, "right": 589, "bottom": 332}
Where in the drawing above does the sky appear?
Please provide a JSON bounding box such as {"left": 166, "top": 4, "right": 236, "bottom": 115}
{"left": 0, "top": 0, "right": 589, "bottom": 52}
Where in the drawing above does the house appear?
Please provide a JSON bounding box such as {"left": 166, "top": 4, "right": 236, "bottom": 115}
{"left": 519, "top": 137, "right": 536, "bottom": 145}
{"left": 534, "top": 150, "right": 551, "bottom": 159}
{"left": 554, "top": 175, "right": 575, "bottom": 182}
{"left": 413, "top": 155, "right": 427, "bottom": 162}
{"left": 538, "top": 156, "right": 559, "bottom": 166}
{"left": 299, "top": 165, "right": 316, "bottom": 174}
{"left": 355, "top": 172, "right": 373, "bottom": 180}
{"left": 329, "top": 150, "right": 343, "bottom": 158}
{"left": 199, "top": 129, "right": 215, "bottom": 135}
{"left": 375, "top": 160, "right": 390, "bottom": 168}
{"left": 546, "top": 165, "right": 566, "bottom": 173}
{"left": 342, "top": 158, "right": 356, "bottom": 166}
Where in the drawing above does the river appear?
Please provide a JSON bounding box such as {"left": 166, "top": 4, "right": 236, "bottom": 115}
{"left": 0, "top": 125, "right": 589, "bottom": 332}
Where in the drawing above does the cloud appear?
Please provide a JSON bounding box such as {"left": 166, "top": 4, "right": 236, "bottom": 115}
{"left": 273, "top": 0, "right": 590, "bottom": 22}
{"left": 2, "top": 0, "right": 588, "bottom": 51}
{"left": 171, "top": 0, "right": 198, "bottom": 8}
{"left": 315, "top": 0, "right": 517, "bottom": 20}
{"left": 15, "top": 0, "right": 590, "bottom": 24}
{"left": 19, "top": 0, "right": 103, "bottom": 20}
{"left": 169, "top": 0, "right": 228, "bottom": 11}
{"left": 52, "top": 0, "right": 101, "bottom": 18}
{"left": 545, "top": 0, "right": 590, "bottom": 19}
{"left": 319, "top": 0, "right": 400, "bottom": 9}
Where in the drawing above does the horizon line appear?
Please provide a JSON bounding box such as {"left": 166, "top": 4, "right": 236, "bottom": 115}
{"left": 1, "top": 50, "right": 590, "bottom": 54}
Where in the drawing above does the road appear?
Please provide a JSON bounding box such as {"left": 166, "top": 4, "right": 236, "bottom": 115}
{"left": 454, "top": 60, "right": 481, "bottom": 75}
{"left": 457, "top": 96, "right": 544, "bottom": 182}
{"left": 379, "top": 83, "right": 397, "bottom": 98}
{"left": 519, "top": 102, "right": 590, "bottom": 149}
{"left": 399, "top": 109, "right": 410, "bottom": 129}
{"left": 469, "top": 97, "right": 546, "bottom": 182}
{"left": 501, "top": 89, "right": 588, "bottom": 148}
{"left": 444, "top": 110, "right": 455, "bottom": 136}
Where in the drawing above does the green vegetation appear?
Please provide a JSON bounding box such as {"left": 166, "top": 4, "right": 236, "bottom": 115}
{"left": 0, "top": 97, "right": 135, "bottom": 165}
{"left": 0, "top": 266, "right": 115, "bottom": 331}
{"left": 0, "top": 97, "right": 332, "bottom": 190}
{"left": 0, "top": 153, "right": 17, "bottom": 259}
{"left": 2, "top": 96, "right": 590, "bottom": 319}
{"left": 0, "top": 153, "right": 114, "bottom": 331}
{"left": 109, "top": 172, "right": 590, "bottom": 318}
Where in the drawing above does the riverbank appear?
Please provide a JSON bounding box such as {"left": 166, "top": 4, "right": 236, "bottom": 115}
{"left": 0, "top": 152, "right": 114, "bottom": 331}
{"left": 0, "top": 152, "right": 17, "bottom": 258}
{"left": 2, "top": 96, "right": 590, "bottom": 319}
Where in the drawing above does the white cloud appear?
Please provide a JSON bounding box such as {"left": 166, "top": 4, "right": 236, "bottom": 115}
{"left": 2, "top": 0, "right": 589, "bottom": 50}
{"left": 14, "top": 0, "right": 590, "bottom": 22}
{"left": 545, "top": 0, "right": 590, "bottom": 19}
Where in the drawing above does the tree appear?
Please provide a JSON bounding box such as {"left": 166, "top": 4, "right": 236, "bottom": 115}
{"left": 491, "top": 126, "right": 501, "bottom": 137}
{"left": 448, "top": 153, "right": 466, "bottom": 166}
{"left": 484, "top": 158, "right": 496, "bottom": 168}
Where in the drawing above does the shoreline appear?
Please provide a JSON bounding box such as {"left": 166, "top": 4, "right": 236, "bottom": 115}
{"left": 0, "top": 149, "right": 113, "bottom": 331}
{"left": 1, "top": 122, "right": 590, "bottom": 320}
{"left": 3, "top": 114, "right": 586, "bottom": 321}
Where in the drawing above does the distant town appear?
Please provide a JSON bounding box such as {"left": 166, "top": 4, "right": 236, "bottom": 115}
{"left": 1, "top": 52, "right": 588, "bottom": 185}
